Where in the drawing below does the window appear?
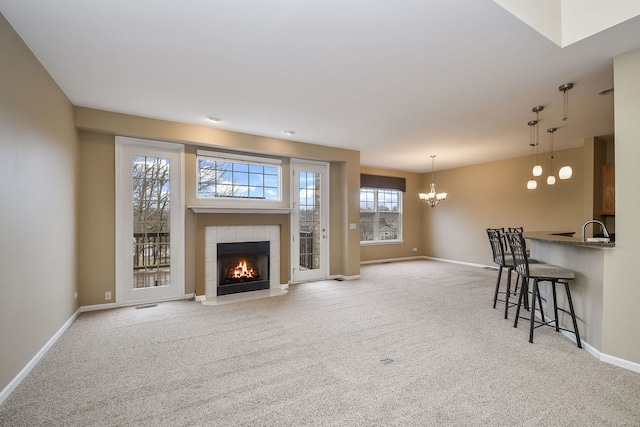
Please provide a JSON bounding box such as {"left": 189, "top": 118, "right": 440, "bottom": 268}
{"left": 360, "top": 188, "right": 402, "bottom": 243}
{"left": 197, "top": 150, "right": 281, "bottom": 201}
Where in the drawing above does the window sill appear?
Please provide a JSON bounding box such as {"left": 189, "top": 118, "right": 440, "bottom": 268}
{"left": 360, "top": 240, "right": 404, "bottom": 246}
{"left": 188, "top": 206, "right": 292, "bottom": 214}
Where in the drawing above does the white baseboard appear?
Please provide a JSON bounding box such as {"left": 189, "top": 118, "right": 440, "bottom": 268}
{"left": 82, "top": 295, "right": 196, "bottom": 311}
{"left": 561, "top": 329, "right": 640, "bottom": 373}
{"left": 328, "top": 274, "right": 361, "bottom": 281}
{"left": 88, "top": 294, "right": 197, "bottom": 310}
{"left": 581, "top": 340, "right": 603, "bottom": 360}
{"left": 360, "top": 255, "right": 423, "bottom": 265}
{"left": 422, "top": 255, "right": 489, "bottom": 269}
{"left": 600, "top": 352, "right": 640, "bottom": 373}
{"left": 80, "top": 302, "right": 117, "bottom": 312}
{"left": 0, "top": 308, "right": 81, "bottom": 405}
{"left": 289, "top": 275, "right": 361, "bottom": 284}
{"left": 531, "top": 308, "right": 640, "bottom": 374}
{"left": 361, "top": 255, "right": 490, "bottom": 270}
{"left": 195, "top": 286, "right": 287, "bottom": 301}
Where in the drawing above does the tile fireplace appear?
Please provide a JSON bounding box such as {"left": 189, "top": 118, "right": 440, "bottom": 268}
{"left": 204, "top": 225, "right": 281, "bottom": 298}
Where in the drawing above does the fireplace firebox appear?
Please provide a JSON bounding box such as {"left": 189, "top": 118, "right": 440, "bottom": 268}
{"left": 217, "top": 241, "right": 270, "bottom": 296}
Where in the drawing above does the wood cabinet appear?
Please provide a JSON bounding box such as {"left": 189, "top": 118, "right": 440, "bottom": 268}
{"left": 602, "top": 163, "right": 615, "bottom": 215}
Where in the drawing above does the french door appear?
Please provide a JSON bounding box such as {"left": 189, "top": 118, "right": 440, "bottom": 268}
{"left": 115, "top": 137, "right": 185, "bottom": 306}
{"left": 291, "top": 160, "right": 329, "bottom": 283}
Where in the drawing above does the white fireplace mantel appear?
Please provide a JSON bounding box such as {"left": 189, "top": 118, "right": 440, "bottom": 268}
{"left": 189, "top": 206, "right": 292, "bottom": 215}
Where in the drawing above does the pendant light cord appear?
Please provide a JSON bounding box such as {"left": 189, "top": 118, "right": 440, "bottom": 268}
{"left": 563, "top": 87, "right": 569, "bottom": 163}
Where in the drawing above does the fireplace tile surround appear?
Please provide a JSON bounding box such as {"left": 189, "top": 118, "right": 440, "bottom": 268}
{"left": 204, "top": 225, "right": 281, "bottom": 298}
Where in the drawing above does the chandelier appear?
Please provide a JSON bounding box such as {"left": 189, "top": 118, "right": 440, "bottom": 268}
{"left": 524, "top": 83, "right": 576, "bottom": 189}
{"left": 419, "top": 155, "right": 447, "bottom": 207}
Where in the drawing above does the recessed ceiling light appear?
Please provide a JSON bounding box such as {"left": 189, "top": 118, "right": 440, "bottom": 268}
{"left": 284, "top": 130, "right": 295, "bottom": 136}
{"left": 207, "top": 116, "right": 221, "bottom": 123}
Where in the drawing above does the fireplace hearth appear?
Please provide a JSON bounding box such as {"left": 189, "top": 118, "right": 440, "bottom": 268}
{"left": 217, "top": 241, "right": 270, "bottom": 296}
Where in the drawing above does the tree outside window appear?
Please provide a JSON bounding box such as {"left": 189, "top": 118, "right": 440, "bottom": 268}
{"left": 197, "top": 153, "right": 281, "bottom": 201}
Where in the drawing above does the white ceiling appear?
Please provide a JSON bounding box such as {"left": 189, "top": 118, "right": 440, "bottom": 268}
{"left": 2, "top": 0, "right": 640, "bottom": 172}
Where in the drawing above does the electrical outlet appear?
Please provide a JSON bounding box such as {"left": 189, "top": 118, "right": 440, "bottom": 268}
{"left": 105, "top": 291, "right": 112, "bottom": 300}
{"left": 412, "top": 247, "right": 418, "bottom": 253}
{"left": 74, "top": 291, "right": 78, "bottom": 300}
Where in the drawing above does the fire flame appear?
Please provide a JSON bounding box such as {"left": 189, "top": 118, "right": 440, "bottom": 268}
{"left": 230, "top": 260, "right": 257, "bottom": 279}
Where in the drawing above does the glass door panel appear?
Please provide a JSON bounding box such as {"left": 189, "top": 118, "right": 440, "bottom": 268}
{"left": 132, "top": 155, "right": 171, "bottom": 289}
{"left": 291, "top": 160, "right": 329, "bottom": 283}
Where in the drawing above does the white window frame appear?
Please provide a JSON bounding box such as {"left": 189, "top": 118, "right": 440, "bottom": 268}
{"left": 359, "top": 187, "right": 403, "bottom": 245}
{"left": 196, "top": 149, "right": 283, "bottom": 202}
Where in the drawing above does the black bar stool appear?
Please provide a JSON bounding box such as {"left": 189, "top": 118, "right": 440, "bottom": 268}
{"left": 505, "top": 231, "right": 582, "bottom": 348}
{"left": 508, "top": 227, "right": 531, "bottom": 307}
{"left": 486, "top": 228, "right": 521, "bottom": 319}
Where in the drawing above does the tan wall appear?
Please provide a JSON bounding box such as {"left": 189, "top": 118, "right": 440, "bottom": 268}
{"left": 77, "top": 132, "right": 116, "bottom": 305}
{"left": 359, "top": 167, "right": 424, "bottom": 262}
{"left": 75, "top": 108, "right": 361, "bottom": 305}
{"left": 0, "top": 14, "right": 79, "bottom": 393}
{"left": 604, "top": 48, "right": 640, "bottom": 364}
{"left": 421, "top": 148, "right": 587, "bottom": 266}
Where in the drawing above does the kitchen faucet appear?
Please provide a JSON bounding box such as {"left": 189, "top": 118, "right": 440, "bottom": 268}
{"left": 582, "top": 220, "right": 610, "bottom": 242}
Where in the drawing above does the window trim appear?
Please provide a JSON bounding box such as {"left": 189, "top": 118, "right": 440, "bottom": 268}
{"left": 359, "top": 187, "right": 403, "bottom": 244}
{"left": 196, "top": 150, "right": 283, "bottom": 202}
{"left": 196, "top": 149, "right": 282, "bottom": 165}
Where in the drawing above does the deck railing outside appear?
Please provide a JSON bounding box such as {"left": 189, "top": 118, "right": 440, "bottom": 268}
{"left": 133, "top": 232, "right": 170, "bottom": 269}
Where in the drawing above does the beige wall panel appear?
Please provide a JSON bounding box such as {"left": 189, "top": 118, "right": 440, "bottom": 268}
{"left": 329, "top": 162, "right": 346, "bottom": 275}
{"left": 605, "top": 48, "right": 640, "bottom": 363}
{"left": 184, "top": 146, "right": 198, "bottom": 295}
{"left": 0, "top": 13, "right": 79, "bottom": 393}
{"left": 77, "top": 131, "right": 116, "bottom": 305}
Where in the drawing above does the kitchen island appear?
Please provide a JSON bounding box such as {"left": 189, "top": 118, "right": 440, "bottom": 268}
{"left": 523, "top": 231, "right": 615, "bottom": 354}
{"left": 524, "top": 230, "right": 615, "bottom": 248}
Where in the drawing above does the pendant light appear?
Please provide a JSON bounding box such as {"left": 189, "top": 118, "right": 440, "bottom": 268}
{"left": 546, "top": 128, "right": 557, "bottom": 185}
{"left": 531, "top": 106, "right": 544, "bottom": 177}
{"left": 527, "top": 120, "right": 538, "bottom": 190}
{"left": 558, "top": 83, "right": 574, "bottom": 179}
{"left": 419, "top": 155, "right": 447, "bottom": 207}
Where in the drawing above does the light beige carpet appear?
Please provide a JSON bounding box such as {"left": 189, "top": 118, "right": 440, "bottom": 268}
{"left": 1, "top": 260, "right": 639, "bottom": 426}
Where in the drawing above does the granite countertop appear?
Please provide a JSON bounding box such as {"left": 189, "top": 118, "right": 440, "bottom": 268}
{"left": 523, "top": 231, "right": 615, "bottom": 248}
